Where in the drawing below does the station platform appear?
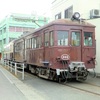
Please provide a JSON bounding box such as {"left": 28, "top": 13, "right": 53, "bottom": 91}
{"left": 0, "top": 65, "right": 45, "bottom": 100}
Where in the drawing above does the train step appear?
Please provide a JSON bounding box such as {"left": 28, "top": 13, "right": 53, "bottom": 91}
{"left": 38, "top": 74, "right": 48, "bottom": 79}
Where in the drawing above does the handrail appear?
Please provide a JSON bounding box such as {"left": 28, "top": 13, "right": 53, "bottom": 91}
{"left": 3, "top": 59, "right": 25, "bottom": 80}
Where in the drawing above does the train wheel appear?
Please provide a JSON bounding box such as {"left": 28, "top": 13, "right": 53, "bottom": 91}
{"left": 35, "top": 68, "right": 39, "bottom": 76}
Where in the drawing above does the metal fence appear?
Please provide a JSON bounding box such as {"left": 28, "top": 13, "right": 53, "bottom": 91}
{"left": 3, "top": 59, "right": 25, "bottom": 80}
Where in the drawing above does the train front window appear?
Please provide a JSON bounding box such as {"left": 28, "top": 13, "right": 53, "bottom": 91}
{"left": 84, "top": 32, "right": 93, "bottom": 46}
{"left": 57, "top": 31, "right": 68, "bottom": 46}
{"left": 71, "top": 32, "right": 80, "bottom": 46}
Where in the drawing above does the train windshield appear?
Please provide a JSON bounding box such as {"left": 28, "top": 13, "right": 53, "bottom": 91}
{"left": 71, "top": 31, "right": 80, "bottom": 46}
{"left": 57, "top": 31, "right": 68, "bottom": 46}
{"left": 84, "top": 32, "right": 93, "bottom": 46}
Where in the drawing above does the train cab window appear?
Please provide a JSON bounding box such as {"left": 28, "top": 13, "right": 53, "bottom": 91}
{"left": 84, "top": 32, "right": 93, "bottom": 46}
{"left": 71, "top": 31, "right": 80, "bottom": 46}
{"left": 50, "top": 31, "right": 54, "bottom": 46}
{"left": 57, "top": 31, "right": 68, "bottom": 46}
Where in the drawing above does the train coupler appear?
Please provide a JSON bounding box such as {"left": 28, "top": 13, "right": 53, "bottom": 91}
{"left": 68, "top": 62, "right": 86, "bottom": 72}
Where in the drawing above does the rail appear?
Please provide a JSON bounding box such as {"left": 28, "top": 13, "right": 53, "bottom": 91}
{"left": 3, "top": 59, "right": 25, "bottom": 80}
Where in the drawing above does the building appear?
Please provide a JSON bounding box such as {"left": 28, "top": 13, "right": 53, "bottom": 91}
{"left": 51, "top": 0, "right": 100, "bottom": 73}
{"left": 51, "top": 0, "right": 100, "bottom": 20}
{"left": 0, "top": 13, "right": 49, "bottom": 59}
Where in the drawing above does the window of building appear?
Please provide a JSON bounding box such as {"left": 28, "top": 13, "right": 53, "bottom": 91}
{"left": 9, "top": 26, "right": 33, "bottom": 32}
{"left": 57, "top": 31, "right": 68, "bottom": 46}
{"left": 23, "top": 27, "right": 29, "bottom": 31}
{"left": 9, "top": 26, "right": 15, "bottom": 32}
{"left": 16, "top": 27, "right": 23, "bottom": 32}
{"left": 71, "top": 31, "right": 80, "bottom": 46}
{"left": 0, "top": 40, "right": 2, "bottom": 45}
{"left": 3, "top": 38, "right": 6, "bottom": 44}
{"left": 55, "top": 13, "right": 61, "bottom": 19}
{"left": 84, "top": 32, "right": 93, "bottom": 46}
{"left": 4, "top": 27, "right": 6, "bottom": 33}
{"left": 0, "top": 30, "right": 2, "bottom": 35}
{"left": 65, "top": 6, "right": 73, "bottom": 18}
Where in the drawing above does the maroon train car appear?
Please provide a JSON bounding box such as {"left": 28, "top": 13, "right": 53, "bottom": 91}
{"left": 11, "top": 18, "right": 96, "bottom": 82}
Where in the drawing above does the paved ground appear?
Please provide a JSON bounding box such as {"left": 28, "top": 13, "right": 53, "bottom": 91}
{"left": 0, "top": 65, "right": 46, "bottom": 100}
{"left": 1, "top": 64, "right": 100, "bottom": 100}
{"left": 0, "top": 66, "right": 27, "bottom": 100}
{"left": 22, "top": 73, "right": 100, "bottom": 100}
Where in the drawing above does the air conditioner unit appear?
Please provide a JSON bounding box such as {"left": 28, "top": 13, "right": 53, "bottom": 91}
{"left": 90, "top": 9, "right": 100, "bottom": 19}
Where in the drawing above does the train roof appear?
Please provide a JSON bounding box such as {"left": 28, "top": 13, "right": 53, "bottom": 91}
{"left": 32, "top": 19, "right": 95, "bottom": 33}
{"left": 16, "top": 19, "right": 95, "bottom": 40}
{"left": 46, "top": 19, "right": 95, "bottom": 26}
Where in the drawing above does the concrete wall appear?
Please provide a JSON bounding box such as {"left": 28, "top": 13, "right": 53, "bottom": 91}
{"left": 87, "top": 18, "right": 100, "bottom": 73}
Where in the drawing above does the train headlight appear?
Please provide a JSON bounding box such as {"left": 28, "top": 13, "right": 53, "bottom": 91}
{"left": 72, "top": 12, "right": 80, "bottom": 20}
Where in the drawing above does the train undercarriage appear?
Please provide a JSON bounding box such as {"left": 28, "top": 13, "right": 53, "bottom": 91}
{"left": 28, "top": 61, "right": 88, "bottom": 82}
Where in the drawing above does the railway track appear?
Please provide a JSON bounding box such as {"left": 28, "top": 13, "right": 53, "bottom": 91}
{"left": 24, "top": 71, "right": 100, "bottom": 96}
{"left": 61, "top": 81, "right": 100, "bottom": 96}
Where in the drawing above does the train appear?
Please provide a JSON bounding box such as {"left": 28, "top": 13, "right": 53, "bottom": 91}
{"left": 3, "top": 15, "right": 96, "bottom": 82}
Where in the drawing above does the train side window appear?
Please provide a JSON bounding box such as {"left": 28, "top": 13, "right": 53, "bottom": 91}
{"left": 32, "top": 38, "right": 34, "bottom": 49}
{"left": 36, "top": 36, "right": 41, "bottom": 48}
{"left": 22, "top": 41, "right": 24, "bottom": 50}
{"left": 50, "top": 31, "right": 54, "bottom": 46}
{"left": 27, "top": 39, "right": 30, "bottom": 49}
{"left": 57, "top": 31, "right": 68, "bottom": 46}
{"left": 44, "top": 32, "right": 49, "bottom": 46}
{"left": 71, "top": 32, "right": 80, "bottom": 46}
{"left": 84, "top": 32, "right": 93, "bottom": 46}
{"left": 26, "top": 39, "right": 31, "bottom": 49}
{"left": 29, "top": 38, "right": 31, "bottom": 49}
{"left": 25, "top": 40, "right": 26, "bottom": 49}
{"left": 34, "top": 37, "right": 37, "bottom": 48}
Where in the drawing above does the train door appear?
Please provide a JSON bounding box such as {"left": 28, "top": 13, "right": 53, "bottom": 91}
{"left": 70, "top": 30, "right": 82, "bottom": 61}
{"left": 82, "top": 31, "right": 95, "bottom": 68}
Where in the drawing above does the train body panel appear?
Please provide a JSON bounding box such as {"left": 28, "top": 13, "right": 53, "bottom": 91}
{"left": 14, "top": 38, "right": 25, "bottom": 62}
{"left": 4, "top": 40, "right": 15, "bottom": 60}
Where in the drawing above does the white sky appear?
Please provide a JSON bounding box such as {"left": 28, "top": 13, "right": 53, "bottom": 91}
{"left": 0, "top": 0, "right": 53, "bottom": 20}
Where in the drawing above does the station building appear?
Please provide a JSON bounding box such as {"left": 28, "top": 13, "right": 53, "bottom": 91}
{"left": 51, "top": 0, "right": 100, "bottom": 73}
{"left": 0, "top": 13, "right": 49, "bottom": 59}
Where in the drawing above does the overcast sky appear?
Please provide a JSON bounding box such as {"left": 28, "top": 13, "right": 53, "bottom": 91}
{"left": 0, "top": 0, "right": 53, "bottom": 20}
